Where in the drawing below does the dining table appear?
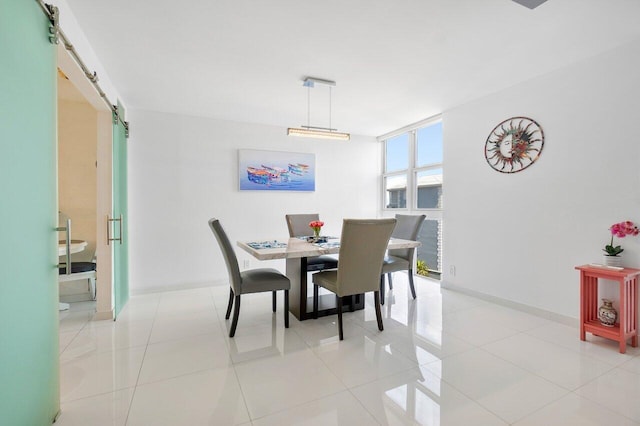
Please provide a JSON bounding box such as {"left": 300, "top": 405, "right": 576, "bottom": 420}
{"left": 58, "top": 239, "right": 88, "bottom": 257}
{"left": 237, "top": 236, "right": 421, "bottom": 321}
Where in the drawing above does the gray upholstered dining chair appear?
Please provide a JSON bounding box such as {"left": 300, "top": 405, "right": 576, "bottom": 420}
{"left": 208, "top": 218, "right": 290, "bottom": 337}
{"left": 285, "top": 213, "right": 338, "bottom": 272}
{"left": 312, "top": 218, "right": 396, "bottom": 340}
{"left": 380, "top": 214, "right": 426, "bottom": 305}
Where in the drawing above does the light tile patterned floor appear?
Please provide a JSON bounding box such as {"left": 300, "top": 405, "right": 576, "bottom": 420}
{"left": 56, "top": 275, "right": 640, "bottom": 425}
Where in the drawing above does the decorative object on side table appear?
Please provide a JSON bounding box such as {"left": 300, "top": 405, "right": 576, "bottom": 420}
{"left": 598, "top": 299, "right": 618, "bottom": 327}
{"left": 309, "top": 220, "right": 324, "bottom": 240}
{"left": 603, "top": 220, "right": 639, "bottom": 267}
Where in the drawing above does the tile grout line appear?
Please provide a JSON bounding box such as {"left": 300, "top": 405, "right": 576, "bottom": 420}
{"left": 211, "top": 285, "right": 254, "bottom": 423}
{"left": 123, "top": 294, "right": 161, "bottom": 425}
{"left": 479, "top": 331, "right": 621, "bottom": 392}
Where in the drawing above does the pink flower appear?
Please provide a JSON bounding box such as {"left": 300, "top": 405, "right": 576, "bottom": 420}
{"left": 309, "top": 221, "right": 324, "bottom": 229}
{"left": 604, "top": 220, "right": 639, "bottom": 256}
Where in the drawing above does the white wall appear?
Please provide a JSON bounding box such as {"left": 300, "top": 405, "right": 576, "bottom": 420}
{"left": 128, "top": 111, "right": 380, "bottom": 293}
{"left": 443, "top": 38, "right": 640, "bottom": 319}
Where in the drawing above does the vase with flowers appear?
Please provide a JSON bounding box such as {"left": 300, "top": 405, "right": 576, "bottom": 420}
{"left": 603, "top": 221, "right": 639, "bottom": 267}
{"left": 309, "top": 220, "right": 324, "bottom": 240}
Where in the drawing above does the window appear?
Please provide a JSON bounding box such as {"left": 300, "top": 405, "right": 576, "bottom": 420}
{"left": 384, "top": 175, "right": 407, "bottom": 208}
{"left": 416, "top": 168, "right": 442, "bottom": 209}
{"left": 381, "top": 117, "right": 443, "bottom": 274}
{"left": 385, "top": 133, "right": 409, "bottom": 172}
{"left": 416, "top": 122, "right": 443, "bottom": 166}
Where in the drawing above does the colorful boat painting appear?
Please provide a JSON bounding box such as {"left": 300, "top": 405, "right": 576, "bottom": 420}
{"left": 288, "top": 163, "right": 309, "bottom": 176}
{"left": 239, "top": 149, "right": 315, "bottom": 192}
{"left": 246, "top": 164, "right": 291, "bottom": 185}
{"left": 261, "top": 165, "right": 290, "bottom": 182}
{"left": 246, "top": 166, "right": 270, "bottom": 184}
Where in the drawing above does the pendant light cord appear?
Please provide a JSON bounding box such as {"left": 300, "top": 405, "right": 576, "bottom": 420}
{"left": 329, "top": 86, "right": 332, "bottom": 132}
{"left": 307, "top": 85, "right": 311, "bottom": 128}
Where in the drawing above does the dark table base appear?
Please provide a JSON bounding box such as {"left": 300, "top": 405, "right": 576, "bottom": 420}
{"left": 286, "top": 257, "right": 365, "bottom": 321}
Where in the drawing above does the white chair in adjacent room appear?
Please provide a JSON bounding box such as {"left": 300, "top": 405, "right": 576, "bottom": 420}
{"left": 57, "top": 218, "right": 96, "bottom": 310}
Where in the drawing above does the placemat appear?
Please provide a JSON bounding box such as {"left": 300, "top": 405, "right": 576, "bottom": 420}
{"left": 246, "top": 241, "right": 287, "bottom": 249}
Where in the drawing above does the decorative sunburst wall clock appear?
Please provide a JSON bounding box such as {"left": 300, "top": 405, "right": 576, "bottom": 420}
{"left": 484, "top": 116, "right": 544, "bottom": 173}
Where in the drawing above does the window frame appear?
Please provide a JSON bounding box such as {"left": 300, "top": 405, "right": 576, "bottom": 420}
{"left": 383, "top": 171, "right": 409, "bottom": 209}
{"left": 380, "top": 115, "right": 442, "bottom": 212}
{"left": 380, "top": 116, "right": 443, "bottom": 274}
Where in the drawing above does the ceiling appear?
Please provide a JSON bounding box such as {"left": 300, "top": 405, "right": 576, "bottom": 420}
{"left": 63, "top": 0, "right": 640, "bottom": 137}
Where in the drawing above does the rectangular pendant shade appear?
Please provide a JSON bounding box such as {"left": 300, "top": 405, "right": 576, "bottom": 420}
{"left": 287, "top": 127, "right": 350, "bottom": 141}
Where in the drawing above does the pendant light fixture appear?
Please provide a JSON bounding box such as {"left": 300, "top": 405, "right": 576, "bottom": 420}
{"left": 511, "top": 0, "right": 548, "bottom": 9}
{"left": 287, "top": 77, "right": 350, "bottom": 141}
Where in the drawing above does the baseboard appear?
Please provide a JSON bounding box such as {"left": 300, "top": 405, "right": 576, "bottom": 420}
{"left": 441, "top": 280, "right": 578, "bottom": 327}
{"left": 59, "top": 292, "right": 93, "bottom": 303}
{"left": 130, "top": 279, "right": 228, "bottom": 296}
{"left": 93, "top": 310, "right": 114, "bottom": 321}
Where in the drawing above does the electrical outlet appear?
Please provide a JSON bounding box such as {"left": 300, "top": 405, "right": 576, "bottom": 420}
{"left": 243, "top": 260, "right": 250, "bottom": 269}
{"left": 449, "top": 265, "right": 456, "bottom": 276}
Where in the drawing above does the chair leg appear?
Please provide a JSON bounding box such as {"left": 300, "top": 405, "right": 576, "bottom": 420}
{"left": 89, "top": 277, "right": 96, "bottom": 301}
{"left": 337, "top": 295, "right": 344, "bottom": 340}
{"left": 225, "top": 288, "right": 234, "bottom": 320}
{"left": 229, "top": 295, "right": 241, "bottom": 337}
{"left": 284, "top": 289, "right": 289, "bottom": 328}
{"left": 388, "top": 273, "right": 393, "bottom": 289}
{"left": 408, "top": 268, "right": 417, "bottom": 299}
{"left": 313, "top": 284, "right": 319, "bottom": 319}
{"left": 380, "top": 275, "right": 385, "bottom": 306}
{"left": 272, "top": 290, "right": 277, "bottom": 312}
{"left": 374, "top": 291, "right": 384, "bottom": 331}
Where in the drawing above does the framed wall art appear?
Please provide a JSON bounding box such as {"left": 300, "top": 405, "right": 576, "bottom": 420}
{"left": 238, "top": 149, "right": 316, "bottom": 191}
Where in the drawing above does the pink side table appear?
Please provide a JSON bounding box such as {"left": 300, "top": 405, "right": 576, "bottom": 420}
{"left": 576, "top": 264, "right": 640, "bottom": 353}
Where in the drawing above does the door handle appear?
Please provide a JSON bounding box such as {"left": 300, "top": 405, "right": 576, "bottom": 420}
{"left": 107, "top": 214, "right": 123, "bottom": 245}
{"left": 56, "top": 218, "right": 71, "bottom": 275}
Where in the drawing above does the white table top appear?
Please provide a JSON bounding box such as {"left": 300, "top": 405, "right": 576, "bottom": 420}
{"left": 58, "top": 240, "right": 88, "bottom": 257}
{"left": 237, "top": 237, "right": 420, "bottom": 261}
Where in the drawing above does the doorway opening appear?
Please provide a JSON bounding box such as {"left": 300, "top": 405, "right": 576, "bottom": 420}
{"left": 57, "top": 43, "right": 114, "bottom": 320}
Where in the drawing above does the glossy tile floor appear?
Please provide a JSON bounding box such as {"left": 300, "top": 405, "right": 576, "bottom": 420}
{"left": 57, "top": 275, "right": 640, "bottom": 425}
